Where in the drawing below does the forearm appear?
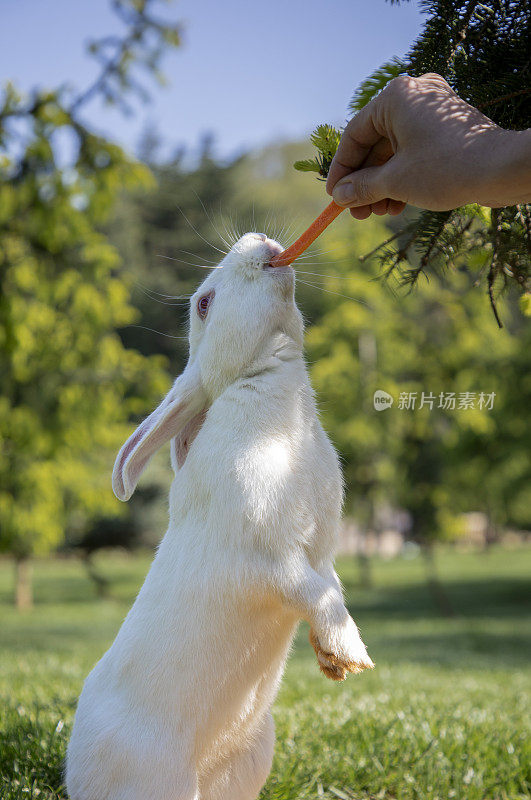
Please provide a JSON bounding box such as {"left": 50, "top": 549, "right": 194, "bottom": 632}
{"left": 265, "top": 556, "right": 349, "bottom": 632}
{"left": 478, "top": 128, "right": 531, "bottom": 207}
{"left": 246, "top": 552, "right": 373, "bottom": 677}
{"left": 326, "top": 74, "right": 531, "bottom": 215}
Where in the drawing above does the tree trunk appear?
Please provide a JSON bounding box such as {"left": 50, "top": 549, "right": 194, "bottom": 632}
{"left": 421, "top": 543, "right": 455, "bottom": 617}
{"left": 355, "top": 498, "right": 374, "bottom": 589}
{"left": 483, "top": 512, "right": 499, "bottom": 551}
{"left": 357, "top": 535, "right": 373, "bottom": 590}
{"left": 15, "top": 557, "right": 33, "bottom": 610}
{"left": 82, "top": 552, "right": 110, "bottom": 598}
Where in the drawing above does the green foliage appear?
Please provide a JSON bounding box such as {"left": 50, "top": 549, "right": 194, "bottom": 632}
{"left": 348, "top": 57, "right": 406, "bottom": 113}
{"left": 294, "top": 124, "right": 342, "bottom": 179}
{"left": 0, "top": 1, "right": 181, "bottom": 572}
{"left": 70, "top": 0, "right": 182, "bottom": 114}
{"left": 1, "top": 548, "right": 530, "bottom": 798}
{"left": 293, "top": 1, "right": 531, "bottom": 323}
{"left": 386, "top": 0, "right": 531, "bottom": 322}
{"left": 305, "top": 219, "right": 531, "bottom": 541}
{"left": 106, "top": 145, "right": 244, "bottom": 375}
{"left": 0, "top": 101, "right": 168, "bottom": 560}
{"left": 520, "top": 292, "right": 531, "bottom": 316}
{"left": 122, "top": 141, "right": 530, "bottom": 543}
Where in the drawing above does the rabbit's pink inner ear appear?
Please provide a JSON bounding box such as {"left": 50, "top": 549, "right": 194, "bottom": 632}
{"left": 119, "top": 401, "right": 186, "bottom": 500}
{"left": 112, "top": 410, "right": 163, "bottom": 501}
{"left": 113, "top": 362, "right": 206, "bottom": 501}
{"left": 172, "top": 408, "right": 208, "bottom": 469}
{"left": 116, "top": 417, "right": 151, "bottom": 479}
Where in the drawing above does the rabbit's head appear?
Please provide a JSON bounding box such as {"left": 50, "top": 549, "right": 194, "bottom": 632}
{"left": 113, "top": 234, "right": 303, "bottom": 501}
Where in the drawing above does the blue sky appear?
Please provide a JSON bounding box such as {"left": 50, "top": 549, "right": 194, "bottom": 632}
{"left": 0, "top": 0, "right": 425, "bottom": 160}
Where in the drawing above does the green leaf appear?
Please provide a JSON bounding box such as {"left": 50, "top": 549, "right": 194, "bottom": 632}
{"left": 293, "top": 159, "right": 322, "bottom": 174}
{"left": 293, "top": 124, "right": 342, "bottom": 179}
{"left": 520, "top": 293, "right": 531, "bottom": 316}
{"left": 349, "top": 57, "right": 406, "bottom": 113}
{"left": 309, "top": 124, "right": 341, "bottom": 160}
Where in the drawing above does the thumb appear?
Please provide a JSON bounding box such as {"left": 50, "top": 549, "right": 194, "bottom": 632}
{"left": 331, "top": 164, "right": 392, "bottom": 208}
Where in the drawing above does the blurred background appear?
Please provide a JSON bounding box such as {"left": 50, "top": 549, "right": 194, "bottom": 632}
{"left": 0, "top": 2, "right": 530, "bottom": 799}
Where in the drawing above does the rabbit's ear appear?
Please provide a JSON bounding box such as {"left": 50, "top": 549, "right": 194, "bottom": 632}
{"left": 112, "top": 363, "right": 206, "bottom": 501}
{"left": 171, "top": 408, "right": 208, "bottom": 472}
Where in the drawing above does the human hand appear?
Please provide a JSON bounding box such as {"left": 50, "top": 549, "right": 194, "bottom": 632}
{"left": 326, "top": 73, "right": 531, "bottom": 219}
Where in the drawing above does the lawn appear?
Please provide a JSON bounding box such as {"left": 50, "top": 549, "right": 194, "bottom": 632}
{"left": 1, "top": 545, "right": 530, "bottom": 800}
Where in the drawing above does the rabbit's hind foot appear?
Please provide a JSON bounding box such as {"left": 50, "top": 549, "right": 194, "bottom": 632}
{"left": 199, "top": 713, "right": 275, "bottom": 800}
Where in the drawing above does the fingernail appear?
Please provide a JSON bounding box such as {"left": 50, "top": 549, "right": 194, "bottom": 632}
{"left": 333, "top": 181, "right": 354, "bottom": 205}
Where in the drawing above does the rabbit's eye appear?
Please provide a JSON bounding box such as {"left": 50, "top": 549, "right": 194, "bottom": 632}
{"left": 197, "top": 290, "right": 214, "bottom": 320}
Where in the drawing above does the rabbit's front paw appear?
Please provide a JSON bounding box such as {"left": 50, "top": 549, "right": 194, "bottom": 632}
{"left": 309, "top": 618, "right": 374, "bottom": 681}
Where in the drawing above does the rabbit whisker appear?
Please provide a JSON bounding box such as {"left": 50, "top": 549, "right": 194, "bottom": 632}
{"left": 269, "top": 212, "right": 279, "bottom": 238}
{"left": 225, "top": 206, "right": 243, "bottom": 243}
{"left": 280, "top": 218, "right": 302, "bottom": 248}
{"left": 270, "top": 223, "right": 281, "bottom": 242}
{"left": 219, "top": 210, "right": 238, "bottom": 247}
{"left": 135, "top": 281, "right": 191, "bottom": 300}
{"left": 175, "top": 204, "right": 228, "bottom": 256}
{"left": 136, "top": 294, "right": 189, "bottom": 306}
{"left": 136, "top": 293, "right": 189, "bottom": 306}
{"left": 164, "top": 249, "right": 219, "bottom": 265}
{"left": 294, "top": 270, "right": 355, "bottom": 280}
{"left": 262, "top": 207, "right": 272, "bottom": 237}
{"left": 296, "top": 278, "right": 370, "bottom": 307}
{"left": 273, "top": 220, "right": 290, "bottom": 245}
{"left": 292, "top": 254, "right": 356, "bottom": 262}
{"left": 295, "top": 258, "right": 364, "bottom": 268}
{"left": 268, "top": 212, "right": 287, "bottom": 242}
{"left": 223, "top": 208, "right": 241, "bottom": 246}
{"left": 291, "top": 262, "right": 353, "bottom": 268}
{"left": 192, "top": 190, "right": 234, "bottom": 252}
{"left": 231, "top": 221, "right": 243, "bottom": 244}
{"left": 290, "top": 248, "right": 340, "bottom": 258}
{"left": 156, "top": 254, "right": 221, "bottom": 269}
{"left": 126, "top": 325, "right": 188, "bottom": 339}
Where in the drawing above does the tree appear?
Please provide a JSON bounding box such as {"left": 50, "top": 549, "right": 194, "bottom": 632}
{"left": 306, "top": 211, "right": 530, "bottom": 610}
{"left": 0, "top": 0, "right": 181, "bottom": 608}
{"left": 295, "top": 0, "right": 531, "bottom": 326}
{"left": 106, "top": 140, "right": 246, "bottom": 375}
{"left": 105, "top": 137, "right": 346, "bottom": 374}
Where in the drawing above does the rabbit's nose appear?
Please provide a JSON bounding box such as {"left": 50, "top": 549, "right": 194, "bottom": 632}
{"left": 251, "top": 233, "right": 267, "bottom": 241}
{"left": 265, "top": 239, "right": 283, "bottom": 258}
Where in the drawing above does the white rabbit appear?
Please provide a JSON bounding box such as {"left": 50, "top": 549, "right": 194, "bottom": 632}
{"left": 66, "top": 232, "right": 373, "bottom": 800}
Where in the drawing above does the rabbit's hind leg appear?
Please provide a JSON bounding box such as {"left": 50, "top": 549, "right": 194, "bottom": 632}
{"left": 67, "top": 771, "right": 199, "bottom": 800}
{"left": 199, "top": 713, "right": 275, "bottom": 800}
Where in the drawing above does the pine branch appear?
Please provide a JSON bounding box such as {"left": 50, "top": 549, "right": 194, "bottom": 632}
{"left": 417, "top": 212, "right": 453, "bottom": 271}
{"left": 517, "top": 204, "right": 531, "bottom": 249}
{"left": 359, "top": 226, "right": 414, "bottom": 263}
{"left": 487, "top": 208, "right": 504, "bottom": 328}
{"left": 348, "top": 58, "right": 406, "bottom": 113}
{"left": 477, "top": 88, "right": 531, "bottom": 111}
{"left": 293, "top": 159, "right": 322, "bottom": 174}
{"left": 294, "top": 124, "right": 341, "bottom": 179}
{"left": 292, "top": 0, "right": 531, "bottom": 313}
{"left": 445, "top": 0, "right": 482, "bottom": 69}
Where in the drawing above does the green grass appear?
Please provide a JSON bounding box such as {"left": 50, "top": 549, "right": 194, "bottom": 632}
{"left": 1, "top": 546, "right": 530, "bottom": 799}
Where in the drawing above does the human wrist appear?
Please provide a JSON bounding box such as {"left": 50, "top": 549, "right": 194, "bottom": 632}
{"left": 476, "top": 127, "right": 531, "bottom": 207}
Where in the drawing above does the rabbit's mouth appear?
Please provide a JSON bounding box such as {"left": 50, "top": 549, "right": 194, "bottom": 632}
{"left": 263, "top": 243, "right": 292, "bottom": 273}
{"left": 263, "top": 263, "right": 293, "bottom": 274}
{"left": 263, "top": 262, "right": 295, "bottom": 299}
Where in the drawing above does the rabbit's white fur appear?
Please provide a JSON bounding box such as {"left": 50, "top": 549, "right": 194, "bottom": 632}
{"left": 66, "top": 233, "right": 373, "bottom": 800}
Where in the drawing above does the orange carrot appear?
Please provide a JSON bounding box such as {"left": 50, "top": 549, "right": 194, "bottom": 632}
{"left": 269, "top": 200, "right": 345, "bottom": 267}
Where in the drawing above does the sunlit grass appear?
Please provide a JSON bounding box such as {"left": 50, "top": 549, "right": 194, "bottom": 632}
{"left": 1, "top": 546, "right": 530, "bottom": 799}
